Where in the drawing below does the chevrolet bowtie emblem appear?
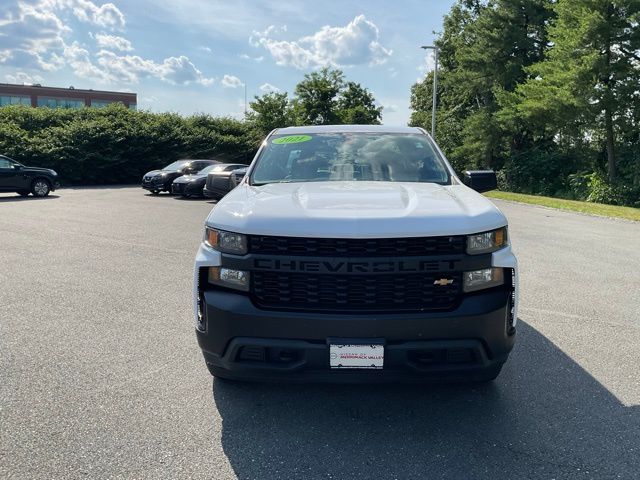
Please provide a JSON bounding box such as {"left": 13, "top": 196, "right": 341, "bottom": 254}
{"left": 433, "top": 278, "right": 454, "bottom": 286}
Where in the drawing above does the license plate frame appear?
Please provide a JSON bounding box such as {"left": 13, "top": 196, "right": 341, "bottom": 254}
{"left": 329, "top": 341, "right": 384, "bottom": 370}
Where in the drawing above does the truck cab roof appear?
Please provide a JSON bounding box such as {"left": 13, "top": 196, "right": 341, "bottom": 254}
{"left": 273, "top": 125, "right": 426, "bottom": 135}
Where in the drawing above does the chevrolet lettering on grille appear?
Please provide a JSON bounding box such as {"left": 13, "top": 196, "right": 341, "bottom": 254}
{"left": 252, "top": 257, "right": 461, "bottom": 274}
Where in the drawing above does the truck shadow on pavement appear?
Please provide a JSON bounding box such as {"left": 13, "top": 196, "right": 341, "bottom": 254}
{"left": 212, "top": 321, "right": 639, "bottom": 479}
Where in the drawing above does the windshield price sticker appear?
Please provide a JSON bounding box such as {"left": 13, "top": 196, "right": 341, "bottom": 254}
{"left": 272, "top": 135, "right": 312, "bottom": 145}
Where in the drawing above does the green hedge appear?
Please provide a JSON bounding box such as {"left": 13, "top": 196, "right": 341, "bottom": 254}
{"left": 0, "top": 104, "right": 262, "bottom": 185}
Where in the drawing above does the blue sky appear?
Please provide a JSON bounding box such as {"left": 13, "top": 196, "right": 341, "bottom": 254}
{"left": 0, "top": 0, "right": 455, "bottom": 124}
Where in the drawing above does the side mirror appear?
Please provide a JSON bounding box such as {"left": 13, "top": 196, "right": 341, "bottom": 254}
{"left": 12, "top": 164, "right": 22, "bottom": 170}
{"left": 462, "top": 170, "right": 497, "bottom": 193}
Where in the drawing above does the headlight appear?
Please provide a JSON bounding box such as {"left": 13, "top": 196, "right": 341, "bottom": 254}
{"left": 466, "top": 227, "right": 508, "bottom": 255}
{"left": 209, "top": 267, "right": 250, "bottom": 292}
{"left": 463, "top": 267, "right": 504, "bottom": 292}
{"left": 204, "top": 227, "right": 248, "bottom": 255}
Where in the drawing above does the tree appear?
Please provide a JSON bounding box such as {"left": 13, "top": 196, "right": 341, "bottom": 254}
{"left": 293, "top": 67, "right": 344, "bottom": 125}
{"left": 337, "top": 81, "right": 382, "bottom": 124}
{"left": 410, "top": 0, "right": 552, "bottom": 170}
{"left": 248, "top": 68, "right": 383, "bottom": 130}
{"left": 246, "top": 92, "right": 296, "bottom": 135}
{"left": 505, "top": 0, "right": 640, "bottom": 181}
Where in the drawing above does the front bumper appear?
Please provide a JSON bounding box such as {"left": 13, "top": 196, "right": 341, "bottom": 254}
{"left": 173, "top": 182, "right": 204, "bottom": 196}
{"left": 142, "top": 180, "right": 169, "bottom": 191}
{"left": 197, "top": 288, "right": 515, "bottom": 382}
{"left": 194, "top": 243, "right": 518, "bottom": 382}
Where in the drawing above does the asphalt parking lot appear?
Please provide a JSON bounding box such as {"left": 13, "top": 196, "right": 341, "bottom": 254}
{"left": 1, "top": 187, "right": 639, "bottom": 479}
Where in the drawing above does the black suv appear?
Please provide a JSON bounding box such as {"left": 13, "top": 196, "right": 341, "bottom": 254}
{"left": 202, "top": 164, "right": 247, "bottom": 199}
{"left": 142, "top": 159, "right": 220, "bottom": 194}
{"left": 0, "top": 155, "right": 60, "bottom": 197}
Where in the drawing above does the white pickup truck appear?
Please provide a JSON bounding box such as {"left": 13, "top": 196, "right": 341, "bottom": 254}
{"left": 194, "top": 125, "right": 518, "bottom": 382}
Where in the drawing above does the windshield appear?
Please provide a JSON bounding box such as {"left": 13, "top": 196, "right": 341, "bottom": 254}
{"left": 199, "top": 164, "right": 226, "bottom": 175}
{"left": 163, "top": 161, "right": 189, "bottom": 172}
{"left": 251, "top": 133, "right": 450, "bottom": 186}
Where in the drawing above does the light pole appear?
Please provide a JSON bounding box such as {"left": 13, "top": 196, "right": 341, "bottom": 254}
{"left": 420, "top": 45, "right": 438, "bottom": 139}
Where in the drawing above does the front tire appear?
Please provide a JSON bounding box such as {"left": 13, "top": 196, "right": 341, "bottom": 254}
{"left": 31, "top": 179, "right": 51, "bottom": 197}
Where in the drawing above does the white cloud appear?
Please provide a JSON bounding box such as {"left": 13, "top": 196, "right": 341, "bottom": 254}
{"left": 159, "top": 56, "right": 214, "bottom": 86}
{"left": 93, "top": 51, "right": 214, "bottom": 85}
{"left": 240, "top": 53, "right": 264, "bottom": 62}
{"left": 0, "top": 0, "right": 125, "bottom": 73}
{"left": 221, "top": 74, "right": 243, "bottom": 88}
{"left": 259, "top": 82, "right": 279, "bottom": 93}
{"left": 94, "top": 32, "right": 133, "bottom": 51}
{"left": 198, "top": 46, "right": 212, "bottom": 53}
{"left": 250, "top": 15, "right": 392, "bottom": 69}
{"left": 0, "top": 2, "right": 70, "bottom": 71}
{"left": 0, "top": 1, "right": 212, "bottom": 87}
{"left": 64, "top": 41, "right": 111, "bottom": 82}
{"left": 55, "top": 41, "right": 214, "bottom": 86}
{"left": 5, "top": 71, "right": 45, "bottom": 85}
{"left": 418, "top": 50, "right": 436, "bottom": 80}
{"left": 52, "top": 0, "right": 125, "bottom": 29}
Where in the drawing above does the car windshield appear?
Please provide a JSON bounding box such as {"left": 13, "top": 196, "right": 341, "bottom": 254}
{"left": 199, "top": 164, "right": 226, "bottom": 175}
{"left": 251, "top": 133, "right": 450, "bottom": 186}
{"left": 163, "top": 161, "right": 189, "bottom": 172}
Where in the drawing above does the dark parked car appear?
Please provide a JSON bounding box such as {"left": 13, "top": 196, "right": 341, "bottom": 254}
{"left": 229, "top": 167, "right": 248, "bottom": 189}
{"left": 203, "top": 164, "right": 248, "bottom": 199}
{"left": 141, "top": 159, "right": 220, "bottom": 194}
{"left": 0, "top": 155, "right": 60, "bottom": 197}
{"left": 172, "top": 163, "right": 245, "bottom": 198}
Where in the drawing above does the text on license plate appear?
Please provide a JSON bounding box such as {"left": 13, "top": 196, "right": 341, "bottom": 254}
{"left": 329, "top": 344, "right": 384, "bottom": 369}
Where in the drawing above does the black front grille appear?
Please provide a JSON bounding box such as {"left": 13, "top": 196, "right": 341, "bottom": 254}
{"left": 248, "top": 235, "right": 465, "bottom": 257}
{"left": 252, "top": 271, "right": 462, "bottom": 312}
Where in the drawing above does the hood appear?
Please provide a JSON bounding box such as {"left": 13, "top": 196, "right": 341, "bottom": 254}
{"left": 24, "top": 166, "right": 56, "bottom": 175}
{"left": 173, "top": 174, "right": 206, "bottom": 184}
{"left": 144, "top": 170, "right": 178, "bottom": 178}
{"left": 206, "top": 181, "right": 507, "bottom": 238}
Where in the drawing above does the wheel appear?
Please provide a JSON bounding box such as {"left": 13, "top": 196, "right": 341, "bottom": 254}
{"left": 17, "top": 191, "right": 30, "bottom": 197}
{"left": 31, "top": 179, "right": 51, "bottom": 197}
{"left": 151, "top": 190, "right": 160, "bottom": 195}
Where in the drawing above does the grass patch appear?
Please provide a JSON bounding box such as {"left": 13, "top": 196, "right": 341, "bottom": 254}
{"left": 486, "top": 191, "right": 640, "bottom": 222}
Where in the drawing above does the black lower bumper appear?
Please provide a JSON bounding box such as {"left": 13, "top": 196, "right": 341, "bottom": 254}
{"left": 142, "top": 182, "right": 169, "bottom": 192}
{"left": 197, "top": 288, "right": 515, "bottom": 382}
{"left": 173, "top": 183, "right": 204, "bottom": 196}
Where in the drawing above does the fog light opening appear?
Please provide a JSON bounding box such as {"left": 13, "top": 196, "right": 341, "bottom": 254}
{"left": 208, "top": 266, "right": 250, "bottom": 292}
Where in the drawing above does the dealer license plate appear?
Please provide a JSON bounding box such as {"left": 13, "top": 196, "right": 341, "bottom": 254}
{"left": 329, "top": 343, "right": 384, "bottom": 369}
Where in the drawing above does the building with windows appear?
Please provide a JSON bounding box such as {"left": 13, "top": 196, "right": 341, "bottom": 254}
{"left": 0, "top": 83, "right": 137, "bottom": 109}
